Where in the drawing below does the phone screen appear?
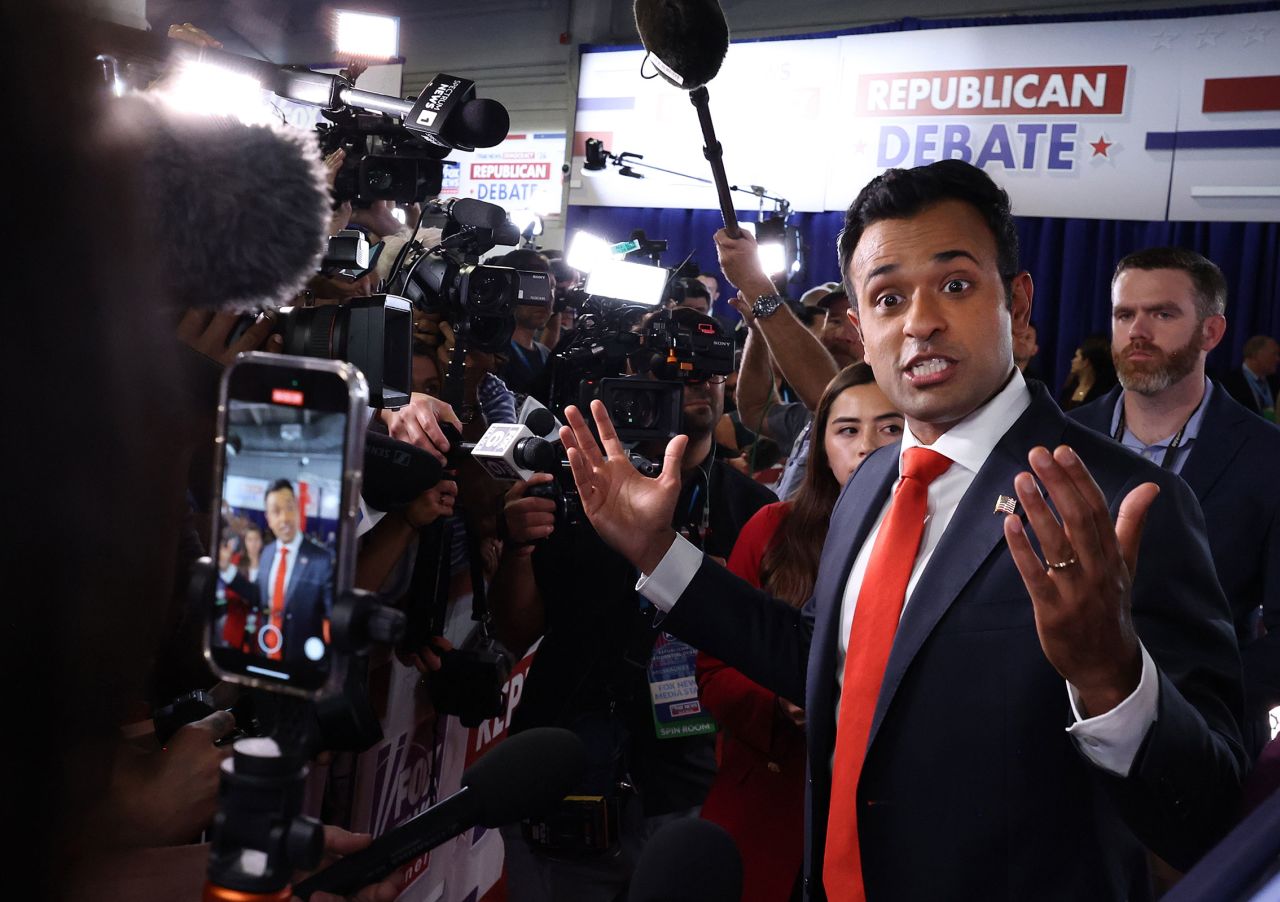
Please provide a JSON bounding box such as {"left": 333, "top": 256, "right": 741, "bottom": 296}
{"left": 206, "top": 356, "right": 364, "bottom": 696}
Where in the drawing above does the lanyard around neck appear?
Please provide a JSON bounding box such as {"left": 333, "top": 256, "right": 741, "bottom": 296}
{"left": 1112, "top": 392, "right": 1205, "bottom": 470}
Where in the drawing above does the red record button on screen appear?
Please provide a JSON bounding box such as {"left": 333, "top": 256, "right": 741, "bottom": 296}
{"left": 272, "top": 388, "right": 304, "bottom": 407}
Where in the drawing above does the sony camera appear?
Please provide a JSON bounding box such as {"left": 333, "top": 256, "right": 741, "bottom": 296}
{"left": 389, "top": 198, "right": 552, "bottom": 353}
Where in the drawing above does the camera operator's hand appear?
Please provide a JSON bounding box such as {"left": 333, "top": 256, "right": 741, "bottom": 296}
{"left": 561, "top": 401, "right": 683, "bottom": 574}
{"left": 351, "top": 200, "right": 406, "bottom": 242}
{"left": 292, "top": 826, "right": 401, "bottom": 902}
{"left": 403, "top": 479, "right": 458, "bottom": 528}
{"left": 95, "top": 710, "right": 236, "bottom": 847}
{"left": 398, "top": 635, "right": 452, "bottom": 674}
{"left": 377, "top": 392, "right": 461, "bottom": 464}
{"left": 177, "top": 308, "right": 282, "bottom": 367}
{"left": 503, "top": 474, "right": 557, "bottom": 554}
{"left": 328, "top": 201, "right": 353, "bottom": 237}
{"left": 714, "top": 228, "right": 776, "bottom": 302}
{"left": 323, "top": 149, "right": 346, "bottom": 187}
{"left": 167, "top": 22, "right": 222, "bottom": 48}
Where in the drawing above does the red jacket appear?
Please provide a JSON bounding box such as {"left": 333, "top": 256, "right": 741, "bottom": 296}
{"left": 697, "top": 501, "right": 805, "bottom": 902}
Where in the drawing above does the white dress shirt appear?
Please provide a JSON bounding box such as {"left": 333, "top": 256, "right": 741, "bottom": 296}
{"left": 638, "top": 369, "right": 1158, "bottom": 777}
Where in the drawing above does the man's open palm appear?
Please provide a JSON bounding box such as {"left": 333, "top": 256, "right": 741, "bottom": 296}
{"left": 561, "top": 401, "right": 685, "bottom": 573}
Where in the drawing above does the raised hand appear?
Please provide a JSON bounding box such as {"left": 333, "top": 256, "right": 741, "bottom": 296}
{"left": 561, "top": 401, "right": 685, "bottom": 573}
{"left": 1002, "top": 445, "right": 1158, "bottom": 717}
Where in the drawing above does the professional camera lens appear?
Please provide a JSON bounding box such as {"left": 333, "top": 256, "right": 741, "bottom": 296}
{"left": 612, "top": 391, "right": 660, "bottom": 431}
{"left": 364, "top": 168, "right": 394, "bottom": 192}
{"left": 469, "top": 269, "right": 508, "bottom": 312}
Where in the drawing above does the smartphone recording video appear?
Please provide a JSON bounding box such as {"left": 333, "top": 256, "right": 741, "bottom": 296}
{"left": 205, "top": 353, "right": 367, "bottom": 698}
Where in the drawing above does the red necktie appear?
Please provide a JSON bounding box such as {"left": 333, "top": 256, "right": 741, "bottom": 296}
{"left": 268, "top": 546, "right": 289, "bottom": 660}
{"left": 824, "top": 447, "right": 952, "bottom": 901}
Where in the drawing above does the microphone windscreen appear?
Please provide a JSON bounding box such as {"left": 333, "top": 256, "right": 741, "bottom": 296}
{"left": 449, "top": 197, "right": 509, "bottom": 231}
{"left": 633, "top": 0, "right": 730, "bottom": 90}
{"left": 362, "top": 432, "right": 445, "bottom": 511}
{"left": 630, "top": 818, "right": 743, "bottom": 902}
{"left": 523, "top": 407, "right": 557, "bottom": 439}
{"left": 112, "top": 96, "right": 330, "bottom": 310}
{"left": 462, "top": 727, "right": 585, "bottom": 826}
{"left": 456, "top": 98, "right": 511, "bottom": 148}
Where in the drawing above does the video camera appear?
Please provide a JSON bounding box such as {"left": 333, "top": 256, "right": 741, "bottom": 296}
{"left": 389, "top": 197, "right": 552, "bottom": 353}
{"left": 554, "top": 306, "right": 734, "bottom": 443}
{"left": 319, "top": 107, "right": 448, "bottom": 206}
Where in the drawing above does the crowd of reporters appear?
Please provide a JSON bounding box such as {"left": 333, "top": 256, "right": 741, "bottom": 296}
{"left": 11, "top": 7, "right": 1280, "bottom": 902}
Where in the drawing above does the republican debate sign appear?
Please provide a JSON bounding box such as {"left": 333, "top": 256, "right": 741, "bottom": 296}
{"left": 568, "top": 10, "right": 1279, "bottom": 222}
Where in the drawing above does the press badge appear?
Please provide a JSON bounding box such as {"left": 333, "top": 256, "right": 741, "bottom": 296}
{"left": 647, "top": 632, "right": 717, "bottom": 740}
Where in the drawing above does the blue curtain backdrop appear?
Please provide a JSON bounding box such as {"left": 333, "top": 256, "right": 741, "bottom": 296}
{"left": 566, "top": 1, "right": 1280, "bottom": 395}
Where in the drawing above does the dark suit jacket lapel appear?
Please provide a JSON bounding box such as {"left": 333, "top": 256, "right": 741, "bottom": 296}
{"left": 868, "top": 387, "right": 1068, "bottom": 748}
{"left": 809, "top": 448, "right": 897, "bottom": 756}
{"left": 287, "top": 543, "right": 312, "bottom": 604}
{"left": 1178, "top": 383, "right": 1246, "bottom": 501}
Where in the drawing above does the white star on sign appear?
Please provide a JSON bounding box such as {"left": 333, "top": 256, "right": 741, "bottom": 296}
{"left": 1152, "top": 29, "right": 1178, "bottom": 50}
{"left": 1195, "top": 27, "right": 1224, "bottom": 48}
{"left": 1242, "top": 24, "right": 1274, "bottom": 46}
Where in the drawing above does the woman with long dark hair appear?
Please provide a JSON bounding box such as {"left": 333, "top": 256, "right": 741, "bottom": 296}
{"left": 1059, "top": 333, "right": 1118, "bottom": 411}
{"left": 696, "top": 363, "right": 903, "bottom": 902}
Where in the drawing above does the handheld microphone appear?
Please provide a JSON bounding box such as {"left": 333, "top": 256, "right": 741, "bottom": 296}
{"left": 292, "top": 727, "right": 586, "bottom": 899}
{"left": 629, "top": 818, "right": 743, "bottom": 902}
{"left": 470, "top": 422, "right": 559, "bottom": 481}
{"left": 361, "top": 432, "right": 445, "bottom": 511}
{"left": 406, "top": 74, "right": 510, "bottom": 152}
{"left": 632, "top": 0, "right": 740, "bottom": 237}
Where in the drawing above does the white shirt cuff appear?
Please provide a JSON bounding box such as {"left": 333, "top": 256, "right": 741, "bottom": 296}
{"left": 1065, "top": 643, "right": 1158, "bottom": 777}
{"left": 220, "top": 563, "right": 239, "bottom": 584}
{"left": 634, "top": 534, "right": 704, "bottom": 612}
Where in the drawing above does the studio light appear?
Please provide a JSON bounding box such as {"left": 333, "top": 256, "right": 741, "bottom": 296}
{"left": 158, "top": 60, "right": 269, "bottom": 124}
{"left": 566, "top": 230, "right": 612, "bottom": 273}
{"left": 333, "top": 11, "right": 400, "bottom": 61}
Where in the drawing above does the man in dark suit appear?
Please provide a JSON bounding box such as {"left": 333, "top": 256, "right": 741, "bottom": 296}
{"left": 1223, "top": 334, "right": 1279, "bottom": 421}
{"left": 1071, "top": 249, "right": 1280, "bottom": 754}
{"left": 556, "top": 161, "right": 1247, "bottom": 901}
{"left": 224, "top": 479, "right": 334, "bottom": 662}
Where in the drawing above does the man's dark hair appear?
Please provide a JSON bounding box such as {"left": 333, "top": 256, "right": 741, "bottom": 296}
{"left": 488, "top": 248, "right": 551, "bottom": 273}
{"left": 264, "top": 478, "right": 295, "bottom": 503}
{"left": 837, "top": 160, "right": 1020, "bottom": 306}
{"left": 680, "top": 277, "right": 711, "bottom": 301}
{"left": 1112, "top": 246, "right": 1226, "bottom": 320}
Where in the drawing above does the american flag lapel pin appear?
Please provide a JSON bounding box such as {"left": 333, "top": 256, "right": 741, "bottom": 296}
{"left": 994, "top": 495, "right": 1018, "bottom": 515}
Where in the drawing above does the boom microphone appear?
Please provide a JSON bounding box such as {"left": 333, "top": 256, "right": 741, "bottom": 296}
{"left": 629, "top": 818, "right": 743, "bottom": 902}
{"left": 632, "top": 0, "right": 740, "bottom": 236}
{"left": 633, "top": 0, "right": 730, "bottom": 90}
{"left": 292, "top": 727, "right": 586, "bottom": 899}
{"left": 110, "top": 96, "right": 330, "bottom": 309}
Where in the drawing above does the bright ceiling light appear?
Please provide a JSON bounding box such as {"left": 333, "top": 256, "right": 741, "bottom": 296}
{"left": 333, "top": 11, "right": 399, "bottom": 60}
{"left": 159, "top": 60, "right": 269, "bottom": 124}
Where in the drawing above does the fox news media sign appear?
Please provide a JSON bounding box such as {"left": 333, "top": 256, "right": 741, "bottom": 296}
{"left": 569, "top": 10, "right": 1279, "bottom": 222}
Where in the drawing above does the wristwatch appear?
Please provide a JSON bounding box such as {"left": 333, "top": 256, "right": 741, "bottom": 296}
{"left": 751, "top": 292, "right": 785, "bottom": 320}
